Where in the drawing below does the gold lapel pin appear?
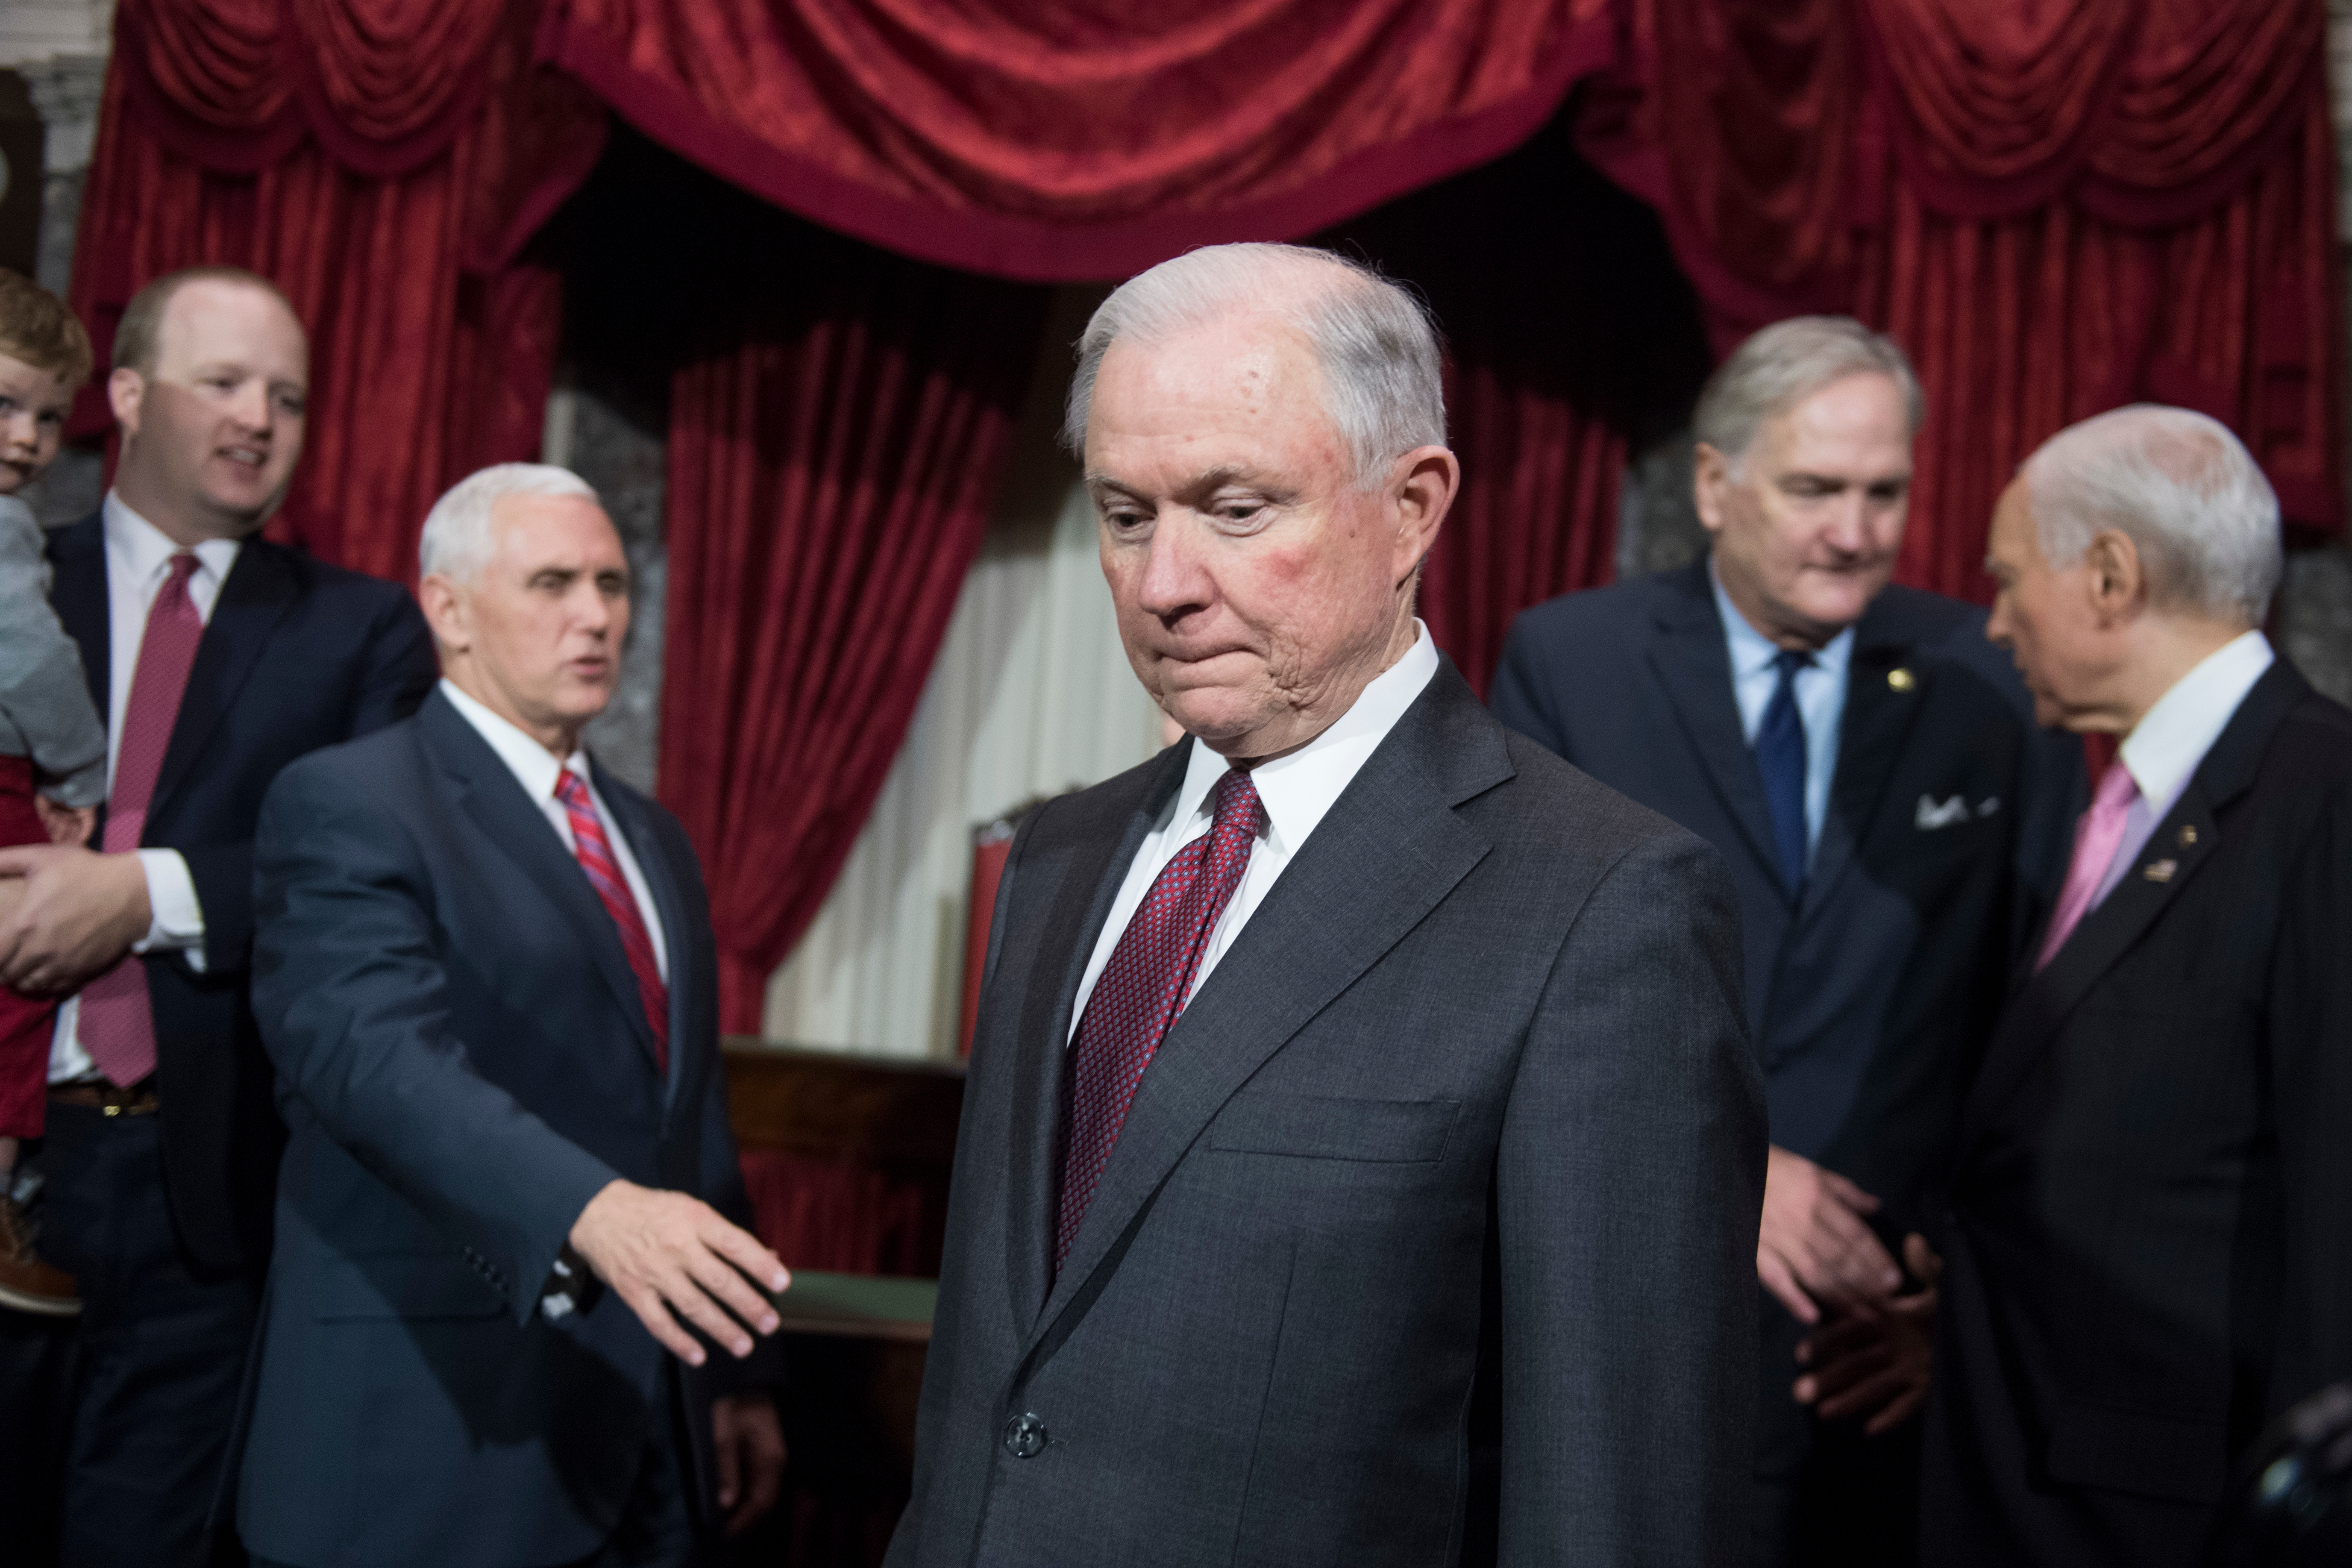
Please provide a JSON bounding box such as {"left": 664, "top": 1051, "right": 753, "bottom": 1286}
{"left": 1887, "top": 667, "right": 1916, "bottom": 693}
{"left": 2144, "top": 859, "right": 2178, "bottom": 883}
{"left": 2178, "top": 825, "right": 2198, "bottom": 848}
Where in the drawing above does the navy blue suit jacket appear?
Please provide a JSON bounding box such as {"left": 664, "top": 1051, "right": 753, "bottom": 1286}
{"left": 242, "top": 690, "right": 765, "bottom": 1567}
{"left": 1490, "top": 559, "right": 2082, "bottom": 1231}
{"left": 44, "top": 513, "right": 436, "bottom": 1273}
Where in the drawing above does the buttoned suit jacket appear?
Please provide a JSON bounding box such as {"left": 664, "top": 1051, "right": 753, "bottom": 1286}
{"left": 44, "top": 512, "right": 437, "bottom": 1273}
{"left": 240, "top": 690, "right": 766, "bottom": 1568}
{"left": 1489, "top": 559, "right": 2081, "bottom": 1234}
{"left": 885, "top": 661, "right": 1767, "bottom": 1568}
{"left": 1922, "top": 661, "right": 2352, "bottom": 1568}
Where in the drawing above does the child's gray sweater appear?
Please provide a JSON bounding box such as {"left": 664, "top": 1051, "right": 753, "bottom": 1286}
{"left": 0, "top": 494, "right": 105, "bottom": 807}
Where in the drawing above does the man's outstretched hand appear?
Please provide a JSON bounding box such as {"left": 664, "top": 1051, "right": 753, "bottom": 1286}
{"left": 714, "top": 1392, "right": 787, "bottom": 1536}
{"left": 1756, "top": 1144, "right": 1903, "bottom": 1324}
{"left": 1793, "top": 1232, "right": 1942, "bottom": 1436}
{"left": 568, "top": 1180, "right": 790, "bottom": 1365}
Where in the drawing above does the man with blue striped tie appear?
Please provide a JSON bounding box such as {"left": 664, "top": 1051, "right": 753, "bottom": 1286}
{"left": 242, "top": 465, "right": 788, "bottom": 1568}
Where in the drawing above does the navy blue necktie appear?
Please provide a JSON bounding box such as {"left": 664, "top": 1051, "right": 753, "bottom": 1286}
{"left": 1755, "top": 649, "right": 1812, "bottom": 895}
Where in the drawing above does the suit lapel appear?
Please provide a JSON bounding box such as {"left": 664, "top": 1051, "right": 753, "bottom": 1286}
{"left": 1798, "top": 615, "right": 1925, "bottom": 922}
{"left": 150, "top": 540, "right": 300, "bottom": 826}
{"left": 1021, "top": 666, "right": 1507, "bottom": 1363}
{"left": 422, "top": 695, "right": 664, "bottom": 1069}
{"left": 1644, "top": 563, "right": 1783, "bottom": 894}
{"left": 45, "top": 515, "right": 109, "bottom": 722}
{"left": 596, "top": 766, "right": 691, "bottom": 1105}
{"left": 1959, "top": 662, "right": 2306, "bottom": 1146}
{"left": 1001, "top": 747, "right": 1185, "bottom": 1337}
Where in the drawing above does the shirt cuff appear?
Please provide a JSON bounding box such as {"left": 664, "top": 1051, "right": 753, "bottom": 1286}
{"left": 133, "top": 849, "right": 206, "bottom": 972}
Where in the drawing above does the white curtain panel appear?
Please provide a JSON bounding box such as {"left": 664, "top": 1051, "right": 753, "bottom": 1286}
{"left": 762, "top": 482, "right": 1166, "bottom": 1058}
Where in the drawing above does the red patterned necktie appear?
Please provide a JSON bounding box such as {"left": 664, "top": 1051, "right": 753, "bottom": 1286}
{"left": 79, "top": 552, "right": 204, "bottom": 1088}
{"left": 1056, "top": 767, "right": 1264, "bottom": 1271}
{"left": 555, "top": 770, "right": 669, "bottom": 1074}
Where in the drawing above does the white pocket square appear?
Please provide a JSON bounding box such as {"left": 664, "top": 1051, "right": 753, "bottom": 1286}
{"left": 1916, "top": 793, "right": 1971, "bottom": 830}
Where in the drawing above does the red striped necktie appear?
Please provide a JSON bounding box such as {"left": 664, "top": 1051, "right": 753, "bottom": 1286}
{"left": 554, "top": 770, "right": 669, "bottom": 1074}
{"left": 1056, "top": 767, "right": 1264, "bottom": 1271}
{"left": 80, "top": 552, "right": 204, "bottom": 1088}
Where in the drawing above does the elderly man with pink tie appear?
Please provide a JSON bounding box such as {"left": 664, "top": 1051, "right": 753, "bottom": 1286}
{"left": 1923, "top": 405, "right": 2352, "bottom": 1568}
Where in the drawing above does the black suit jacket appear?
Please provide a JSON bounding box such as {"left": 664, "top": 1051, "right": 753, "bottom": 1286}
{"left": 887, "top": 663, "right": 1766, "bottom": 1568}
{"left": 241, "top": 690, "right": 766, "bottom": 1567}
{"left": 1923, "top": 662, "right": 2352, "bottom": 1568}
{"left": 1490, "top": 560, "right": 2081, "bottom": 1233}
{"left": 45, "top": 513, "right": 436, "bottom": 1272}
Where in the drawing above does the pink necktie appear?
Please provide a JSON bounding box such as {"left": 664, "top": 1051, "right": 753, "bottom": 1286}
{"left": 1057, "top": 769, "right": 1263, "bottom": 1271}
{"left": 79, "top": 553, "right": 205, "bottom": 1087}
{"left": 2035, "top": 761, "right": 2141, "bottom": 972}
{"left": 555, "top": 771, "right": 669, "bottom": 1075}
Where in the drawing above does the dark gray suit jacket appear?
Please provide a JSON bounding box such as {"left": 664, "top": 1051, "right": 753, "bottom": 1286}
{"left": 241, "top": 690, "right": 765, "bottom": 1567}
{"left": 887, "top": 662, "right": 1766, "bottom": 1568}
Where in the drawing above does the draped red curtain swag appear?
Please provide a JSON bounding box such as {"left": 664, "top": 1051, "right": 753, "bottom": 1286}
{"left": 72, "top": 0, "right": 2343, "bottom": 1034}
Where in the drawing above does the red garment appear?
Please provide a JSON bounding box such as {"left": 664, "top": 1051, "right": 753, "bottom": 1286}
{"left": 0, "top": 758, "right": 56, "bottom": 1141}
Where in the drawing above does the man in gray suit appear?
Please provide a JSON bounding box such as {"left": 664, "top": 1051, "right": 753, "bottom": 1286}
{"left": 887, "top": 243, "right": 1767, "bottom": 1568}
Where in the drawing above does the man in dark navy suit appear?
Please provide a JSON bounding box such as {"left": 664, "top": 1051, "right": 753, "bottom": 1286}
{"left": 0, "top": 267, "right": 436, "bottom": 1564}
{"left": 1491, "top": 318, "right": 2081, "bottom": 1568}
{"left": 242, "top": 464, "right": 787, "bottom": 1567}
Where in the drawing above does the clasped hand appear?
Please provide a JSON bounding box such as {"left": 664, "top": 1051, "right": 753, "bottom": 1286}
{"left": 1758, "top": 1145, "right": 1940, "bottom": 1435}
{"left": 567, "top": 1178, "right": 791, "bottom": 1366}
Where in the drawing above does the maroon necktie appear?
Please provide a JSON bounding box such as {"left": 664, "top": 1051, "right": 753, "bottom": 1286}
{"left": 1056, "top": 768, "right": 1263, "bottom": 1270}
{"left": 555, "top": 771, "right": 669, "bottom": 1074}
{"left": 79, "top": 552, "right": 204, "bottom": 1088}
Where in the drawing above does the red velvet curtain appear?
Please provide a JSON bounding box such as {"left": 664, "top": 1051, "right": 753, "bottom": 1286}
{"left": 656, "top": 241, "right": 1048, "bottom": 1032}
{"left": 1579, "top": 0, "right": 2342, "bottom": 599}
{"left": 69, "top": 0, "right": 600, "bottom": 580}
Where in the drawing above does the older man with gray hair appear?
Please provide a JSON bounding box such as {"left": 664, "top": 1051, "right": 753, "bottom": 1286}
{"left": 241, "top": 464, "right": 787, "bottom": 1568}
{"left": 1493, "top": 317, "right": 2084, "bottom": 1568}
{"left": 889, "top": 242, "right": 1765, "bottom": 1567}
{"left": 1925, "top": 406, "right": 2352, "bottom": 1568}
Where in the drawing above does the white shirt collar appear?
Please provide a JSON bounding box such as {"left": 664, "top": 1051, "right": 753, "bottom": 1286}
{"left": 103, "top": 489, "right": 241, "bottom": 591}
{"left": 439, "top": 678, "right": 590, "bottom": 804}
{"left": 1167, "top": 621, "right": 1442, "bottom": 855}
{"left": 2117, "top": 629, "right": 2275, "bottom": 812}
{"left": 1710, "top": 558, "right": 1856, "bottom": 680}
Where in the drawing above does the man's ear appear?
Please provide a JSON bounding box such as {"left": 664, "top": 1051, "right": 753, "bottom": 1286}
{"left": 1390, "top": 445, "right": 1459, "bottom": 582}
{"left": 1692, "top": 443, "right": 1732, "bottom": 535}
{"left": 2084, "top": 529, "right": 2145, "bottom": 626}
{"left": 107, "top": 368, "right": 145, "bottom": 440}
{"left": 417, "top": 573, "right": 468, "bottom": 656}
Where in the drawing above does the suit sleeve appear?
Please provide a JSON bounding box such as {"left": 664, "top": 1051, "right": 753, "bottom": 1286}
{"left": 2268, "top": 776, "right": 2352, "bottom": 1416}
{"left": 251, "top": 756, "right": 621, "bottom": 1325}
{"left": 188, "top": 581, "right": 437, "bottom": 977}
{"left": 1487, "top": 615, "right": 1569, "bottom": 759}
{"left": 1496, "top": 829, "right": 1765, "bottom": 1568}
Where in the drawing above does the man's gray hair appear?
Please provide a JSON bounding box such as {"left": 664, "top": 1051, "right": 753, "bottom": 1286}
{"left": 2021, "top": 405, "right": 2281, "bottom": 626}
{"left": 419, "top": 463, "right": 599, "bottom": 581}
{"left": 1694, "top": 316, "right": 1925, "bottom": 467}
{"left": 1063, "top": 243, "right": 1446, "bottom": 490}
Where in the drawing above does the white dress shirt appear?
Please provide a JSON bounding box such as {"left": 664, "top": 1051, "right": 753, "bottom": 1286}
{"left": 1067, "top": 623, "right": 1441, "bottom": 1043}
{"left": 2088, "top": 628, "right": 2275, "bottom": 910}
{"left": 1712, "top": 563, "right": 1853, "bottom": 863}
{"left": 50, "top": 493, "right": 238, "bottom": 1082}
{"left": 439, "top": 680, "right": 668, "bottom": 982}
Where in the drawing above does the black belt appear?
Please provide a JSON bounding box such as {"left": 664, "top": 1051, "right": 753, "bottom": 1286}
{"left": 50, "top": 1079, "right": 160, "bottom": 1117}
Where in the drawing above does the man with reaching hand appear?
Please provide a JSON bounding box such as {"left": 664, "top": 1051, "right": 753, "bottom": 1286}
{"left": 242, "top": 464, "right": 785, "bottom": 1568}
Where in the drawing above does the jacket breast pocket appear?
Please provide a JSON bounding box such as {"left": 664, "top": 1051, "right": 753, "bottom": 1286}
{"left": 311, "top": 1251, "right": 509, "bottom": 1322}
{"left": 1207, "top": 1095, "right": 1459, "bottom": 1163}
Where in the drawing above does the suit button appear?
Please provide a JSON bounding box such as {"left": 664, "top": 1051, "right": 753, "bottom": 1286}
{"left": 1002, "top": 1412, "right": 1048, "bottom": 1459}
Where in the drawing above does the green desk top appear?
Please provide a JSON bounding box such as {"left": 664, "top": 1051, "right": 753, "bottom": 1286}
{"left": 771, "top": 1271, "right": 939, "bottom": 1342}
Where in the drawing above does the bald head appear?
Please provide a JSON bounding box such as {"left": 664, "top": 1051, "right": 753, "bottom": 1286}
{"left": 1065, "top": 244, "right": 1445, "bottom": 490}
{"left": 2021, "top": 404, "right": 2280, "bottom": 628}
